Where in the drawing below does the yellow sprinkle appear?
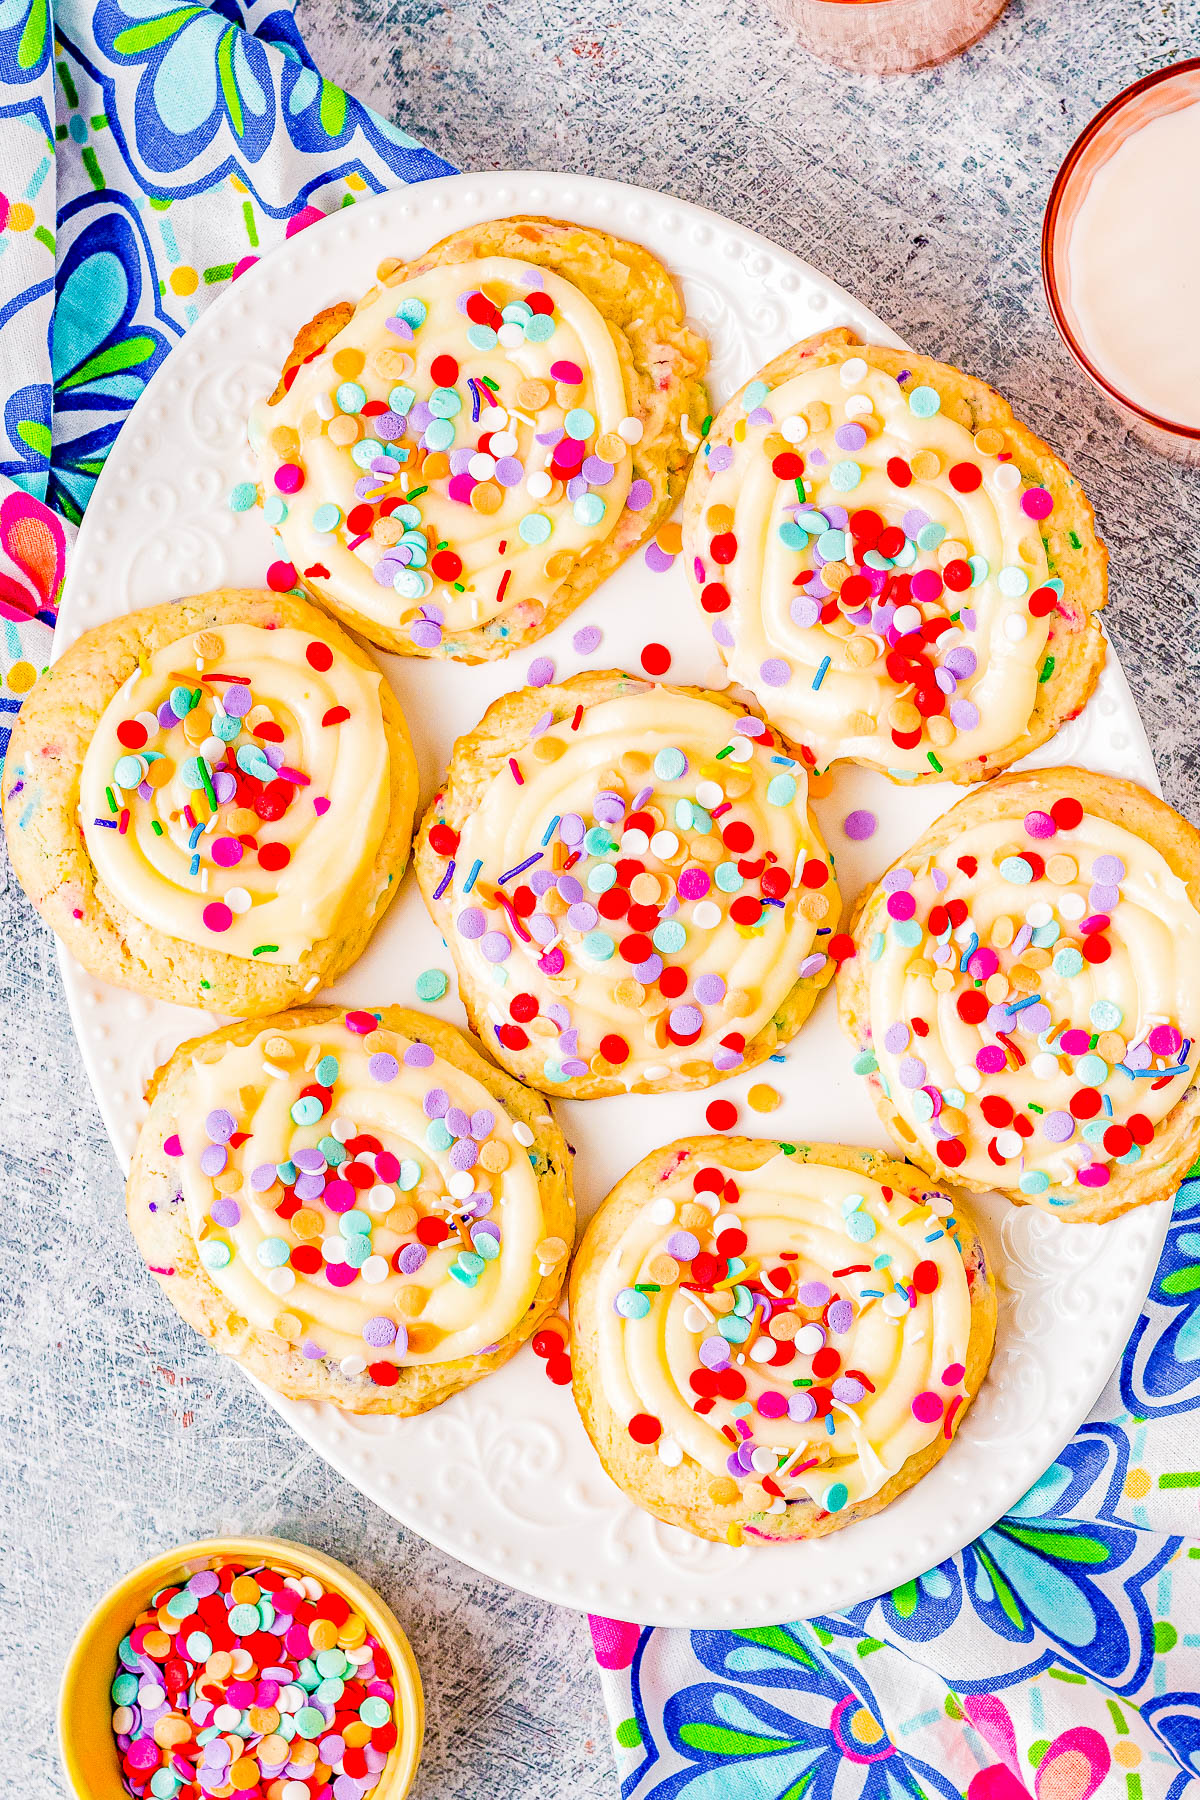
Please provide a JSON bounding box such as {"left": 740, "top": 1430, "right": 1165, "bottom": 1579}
{"left": 747, "top": 1082, "right": 781, "bottom": 1113}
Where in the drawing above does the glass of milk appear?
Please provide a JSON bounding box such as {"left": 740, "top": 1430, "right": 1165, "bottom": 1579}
{"left": 1044, "top": 60, "right": 1200, "bottom": 462}
{"left": 767, "top": 0, "right": 1008, "bottom": 75}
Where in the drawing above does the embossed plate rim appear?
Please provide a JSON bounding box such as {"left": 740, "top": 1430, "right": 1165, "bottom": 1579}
{"left": 54, "top": 170, "right": 1169, "bottom": 1624}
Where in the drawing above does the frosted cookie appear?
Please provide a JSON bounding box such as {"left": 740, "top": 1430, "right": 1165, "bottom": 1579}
{"left": 838, "top": 769, "right": 1200, "bottom": 1223}
{"left": 570, "top": 1136, "right": 995, "bottom": 1544}
{"left": 683, "top": 328, "right": 1107, "bottom": 783}
{"left": 127, "top": 1006, "right": 573, "bottom": 1413}
{"left": 3, "top": 590, "right": 417, "bottom": 1015}
{"left": 415, "top": 672, "right": 841, "bottom": 1098}
{"left": 252, "top": 215, "right": 709, "bottom": 662}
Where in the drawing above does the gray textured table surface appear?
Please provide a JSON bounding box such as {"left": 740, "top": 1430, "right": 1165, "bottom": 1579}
{"left": 6, "top": 0, "right": 1200, "bottom": 1792}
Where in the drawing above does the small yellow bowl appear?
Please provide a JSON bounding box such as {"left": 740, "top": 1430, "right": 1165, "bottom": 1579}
{"left": 58, "top": 1536, "right": 424, "bottom": 1800}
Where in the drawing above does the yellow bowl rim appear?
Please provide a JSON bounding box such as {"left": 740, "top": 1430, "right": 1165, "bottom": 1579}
{"left": 58, "top": 1535, "right": 424, "bottom": 1800}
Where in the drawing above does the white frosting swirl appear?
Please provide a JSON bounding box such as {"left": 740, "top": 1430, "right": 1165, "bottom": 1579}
{"left": 79, "top": 623, "right": 391, "bottom": 962}
{"left": 856, "top": 806, "right": 1200, "bottom": 1204}
{"left": 433, "top": 686, "right": 838, "bottom": 1089}
{"left": 687, "top": 357, "right": 1056, "bottom": 776}
{"left": 172, "top": 1016, "right": 557, "bottom": 1375}
{"left": 596, "top": 1152, "right": 975, "bottom": 1516}
{"left": 252, "top": 257, "right": 637, "bottom": 647}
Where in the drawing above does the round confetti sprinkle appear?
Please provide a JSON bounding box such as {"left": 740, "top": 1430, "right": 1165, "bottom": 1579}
{"left": 415, "top": 968, "right": 449, "bottom": 1001}
{"left": 640, "top": 642, "right": 671, "bottom": 676}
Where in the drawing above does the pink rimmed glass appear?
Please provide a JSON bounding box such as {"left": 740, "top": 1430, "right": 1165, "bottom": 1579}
{"left": 769, "top": 0, "right": 1009, "bottom": 76}
{"left": 1043, "top": 60, "right": 1200, "bottom": 464}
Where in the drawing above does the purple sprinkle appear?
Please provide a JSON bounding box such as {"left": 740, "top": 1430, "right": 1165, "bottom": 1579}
{"left": 210, "top": 1198, "right": 241, "bottom": 1228}
{"left": 250, "top": 1163, "right": 277, "bottom": 1191}
{"left": 943, "top": 647, "right": 977, "bottom": 680}
{"left": 199, "top": 1145, "right": 227, "bottom": 1177}
{"left": 481, "top": 931, "right": 512, "bottom": 963}
{"left": 760, "top": 658, "right": 791, "bottom": 687}
{"left": 828, "top": 1299, "right": 854, "bottom": 1334}
{"left": 790, "top": 594, "right": 821, "bottom": 629}
{"left": 626, "top": 479, "right": 653, "bottom": 511}
{"left": 572, "top": 624, "right": 602, "bottom": 654}
{"left": 363, "top": 1316, "right": 397, "bottom": 1348}
{"left": 205, "top": 1108, "right": 236, "bottom": 1144}
{"left": 411, "top": 621, "right": 443, "bottom": 650}
{"left": 1042, "top": 1110, "right": 1075, "bottom": 1142}
{"left": 669, "top": 1004, "right": 703, "bottom": 1036}
{"left": 645, "top": 542, "right": 675, "bottom": 574}
{"left": 403, "top": 1043, "right": 435, "bottom": 1068}
{"left": 398, "top": 1244, "right": 427, "bottom": 1275}
{"left": 667, "top": 1230, "right": 701, "bottom": 1261}
{"left": 423, "top": 1088, "right": 450, "bottom": 1119}
{"left": 528, "top": 656, "right": 555, "bottom": 687}
{"left": 457, "top": 907, "right": 486, "bottom": 940}
{"left": 843, "top": 809, "right": 877, "bottom": 841}
{"left": 368, "top": 1052, "right": 398, "bottom": 1083}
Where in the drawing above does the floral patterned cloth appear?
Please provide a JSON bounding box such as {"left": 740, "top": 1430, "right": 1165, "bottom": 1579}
{"left": 591, "top": 1160, "right": 1200, "bottom": 1800}
{"left": 0, "top": 0, "right": 452, "bottom": 754}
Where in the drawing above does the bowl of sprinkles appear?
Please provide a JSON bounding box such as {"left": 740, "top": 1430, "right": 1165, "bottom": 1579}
{"left": 59, "top": 1538, "right": 423, "bottom": 1800}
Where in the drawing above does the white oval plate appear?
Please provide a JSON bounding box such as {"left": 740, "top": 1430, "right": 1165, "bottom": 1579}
{"left": 55, "top": 170, "right": 1167, "bottom": 1626}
